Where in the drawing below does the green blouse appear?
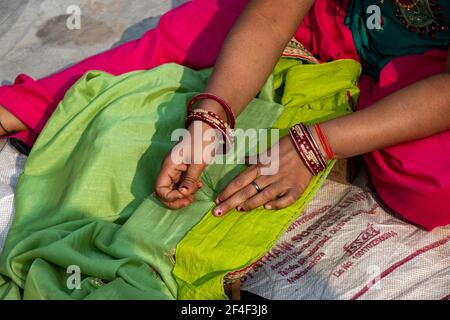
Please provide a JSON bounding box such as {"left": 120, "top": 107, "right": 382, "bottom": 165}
{"left": 346, "top": 0, "right": 450, "bottom": 76}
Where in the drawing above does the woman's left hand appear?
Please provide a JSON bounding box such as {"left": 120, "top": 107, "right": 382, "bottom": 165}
{"left": 214, "top": 135, "right": 313, "bottom": 216}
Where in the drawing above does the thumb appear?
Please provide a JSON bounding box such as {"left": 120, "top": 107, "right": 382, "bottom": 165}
{"left": 179, "top": 164, "right": 205, "bottom": 196}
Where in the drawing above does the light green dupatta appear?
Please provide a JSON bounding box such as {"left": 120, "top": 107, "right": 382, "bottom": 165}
{"left": 0, "top": 57, "right": 360, "bottom": 300}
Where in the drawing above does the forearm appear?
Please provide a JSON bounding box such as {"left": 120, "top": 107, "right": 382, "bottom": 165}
{"left": 199, "top": 0, "right": 314, "bottom": 119}
{"left": 320, "top": 73, "right": 450, "bottom": 159}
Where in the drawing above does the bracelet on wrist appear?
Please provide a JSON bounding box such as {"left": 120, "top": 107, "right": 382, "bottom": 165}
{"left": 289, "top": 123, "right": 328, "bottom": 176}
{"left": 313, "top": 124, "right": 334, "bottom": 160}
{"left": 187, "top": 93, "right": 236, "bottom": 129}
{"left": 185, "top": 110, "right": 234, "bottom": 154}
{"left": 186, "top": 94, "right": 236, "bottom": 154}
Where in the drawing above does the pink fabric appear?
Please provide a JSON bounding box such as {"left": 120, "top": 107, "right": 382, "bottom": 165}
{"left": 359, "top": 50, "right": 450, "bottom": 231}
{"left": 0, "top": 0, "right": 249, "bottom": 145}
{"left": 292, "top": 0, "right": 450, "bottom": 231}
{"left": 294, "top": 0, "right": 358, "bottom": 63}
{"left": 0, "top": 0, "right": 448, "bottom": 230}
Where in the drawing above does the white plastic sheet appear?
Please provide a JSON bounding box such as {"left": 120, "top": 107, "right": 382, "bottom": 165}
{"left": 0, "top": 140, "right": 27, "bottom": 251}
{"left": 241, "top": 175, "right": 450, "bottom": 300}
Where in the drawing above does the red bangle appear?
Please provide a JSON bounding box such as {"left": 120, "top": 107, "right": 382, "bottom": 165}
{"left": 314, "top": 124, "right": 334, "bottom": 160}
{"left": 185, "top": 109, "right": 227, "bottom": 130}
{"left": 186, "top": 114, "right": 227, "bottom": 136}
{"left": 289, "top": 124, "right": 327, "bottom": 176}
{"left": 302, "top": 125, "right": 328, "bottom": 169}
{"left": 187, "top": 93, "right": 236, "bottom": 129}
{"left": 185, "top": 112, "right": 234, "bottom": 154}
{"left": 290, "top": 127, "right": 316, "bottom": 175}
{"left": 186, "top": 109, "right": 234, "bottom": 139}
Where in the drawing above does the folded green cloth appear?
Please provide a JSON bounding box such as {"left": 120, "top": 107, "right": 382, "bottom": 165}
{"left": 0, "top": 58, "right": 360, "bottom": 300}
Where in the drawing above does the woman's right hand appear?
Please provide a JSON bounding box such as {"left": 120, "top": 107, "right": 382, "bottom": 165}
{"left": 155, "top": 120, "right": 218, "bottom": 209}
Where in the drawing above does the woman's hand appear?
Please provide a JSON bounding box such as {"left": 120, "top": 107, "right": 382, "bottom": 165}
{"left": 0, "top": 106, "right": 27, "bottom": 136}
{"left": 213, "top": 135, "right": 313, "bottom": 216}
{"left": 155, "top": 120, "right": 220, "bottom": 209}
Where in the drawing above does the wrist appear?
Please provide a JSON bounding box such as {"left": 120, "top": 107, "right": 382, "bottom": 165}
{"left": 186, "top": 94, "right": 236, "bottom": 155}
{"left": 197, "top": 100, "right": 229, "bottom": 124}
{"left": 188, "top": 93, "right": 235, "bottom": 127}
{"left": 308, "top": 125, "right": 328, "bottom": 160}
{"left": 185, "top": 120, "right": 219, "bottom": 166}
{"left": 309, "top": 123, "right": 337, "bottom": 160}
{"left": 290, "top": 123, "right": 327, "bottom": 176}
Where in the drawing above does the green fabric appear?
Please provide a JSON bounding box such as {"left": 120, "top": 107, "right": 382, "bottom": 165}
{"left": 346, "top": 0, "right": 450, "bottom": 76}
{"left": 174, "top": 59, "right": 361, "bottom": 299}
{"left": 0, "top": 58, "right": 361, "bottom": 300}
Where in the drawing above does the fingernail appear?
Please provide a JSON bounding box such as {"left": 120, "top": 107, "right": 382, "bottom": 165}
{"left": 238, "top": 207, "right": 245, "bottom": 212}
{"left": 215, "top": 198, "right": 221, "bottom": 205}
{"left": 265, "top": 205, "right": 272, "bottom": 210}
{"left": 214, "top": 209, "right": 223, "bottom": 216}
{"left": 180, "top": 186, "right": 188, "bottom": 191}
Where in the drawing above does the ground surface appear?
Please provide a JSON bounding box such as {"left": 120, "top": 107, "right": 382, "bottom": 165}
{"left": 0, "top": 0, "right": 187, "bottom": 83}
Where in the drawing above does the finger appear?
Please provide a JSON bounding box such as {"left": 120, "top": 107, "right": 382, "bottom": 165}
{"left": 264, "top": 188, "right": 301, "bottom": 210}
{"left": 179, "top": 164, "right": 205, "bottom": 196}
{"left": 159, "top": 194, "right": 195, "bottom": 210}
{"left": 214, "top": 176, "right": 270, "bottom": 217}
{"left": 155, "top": 158, "right": 188, "bottom": 201}
{"left": 238, "top": 183, "right": 286, "bottom": 212}
{"left": 216, "top": 165, "right": 261, "bottom": 204}
{"left": 161, "top": 189, "right": 185, "bottom": 202}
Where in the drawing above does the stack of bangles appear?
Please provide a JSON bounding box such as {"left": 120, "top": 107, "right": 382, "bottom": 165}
{"left": 289, "top": 123, "right": 334, "bottom": 176}
{"left": 185, "top": 93, "right": 235, "bottom": 152}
